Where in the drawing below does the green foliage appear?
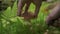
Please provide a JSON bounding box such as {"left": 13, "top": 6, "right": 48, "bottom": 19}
{"left": 0, "top": 1, "right": 60, "bottom": 34}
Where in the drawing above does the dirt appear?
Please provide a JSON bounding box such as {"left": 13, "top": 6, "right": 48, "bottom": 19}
{"left": 21, "top": 12, "right": 35, "bottom": 20}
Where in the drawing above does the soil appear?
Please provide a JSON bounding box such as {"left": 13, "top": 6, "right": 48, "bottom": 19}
{"left": 21, "top": 12, "right": 35, "bottom": 20}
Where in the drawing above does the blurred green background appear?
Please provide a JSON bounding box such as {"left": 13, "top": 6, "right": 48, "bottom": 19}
{"left": 0, "top": 0, "right": 60, "bottom": 34}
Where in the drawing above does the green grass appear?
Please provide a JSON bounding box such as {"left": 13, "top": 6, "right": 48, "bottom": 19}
{"left": 0, "top": 1, "right": 60, "bottom": 34}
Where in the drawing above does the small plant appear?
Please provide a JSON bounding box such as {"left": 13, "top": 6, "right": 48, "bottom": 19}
{"left": 0, "top": 1, "right": 60, "bottom": 34}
